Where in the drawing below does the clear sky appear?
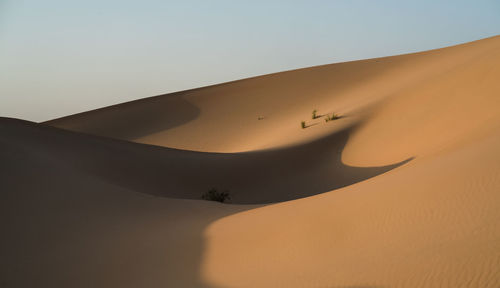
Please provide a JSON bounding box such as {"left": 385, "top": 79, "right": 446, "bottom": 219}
{"left": 1, "top": 0, "right": 499, "bottom": 121}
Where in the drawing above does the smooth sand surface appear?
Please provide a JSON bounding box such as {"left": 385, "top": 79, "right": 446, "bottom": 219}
{"left": 1, "top": 35, "right": 500, "bottom": 287}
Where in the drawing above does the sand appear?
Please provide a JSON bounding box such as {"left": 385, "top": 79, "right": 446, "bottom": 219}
{"left": 1, "top": 35, "right": 500, "bottom": 287}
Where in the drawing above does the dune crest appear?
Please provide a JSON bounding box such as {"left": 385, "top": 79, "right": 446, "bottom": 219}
{"left": 46, "top": 36, "right": 500, "bottom": 155}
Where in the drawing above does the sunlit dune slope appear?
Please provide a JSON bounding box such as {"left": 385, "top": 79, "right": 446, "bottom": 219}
{"left": 203, "top": 127, "right": 500, "bottom": 288}
{"left": 1, "top": 35, "right": 500, "bottom": 288}
{"left": 45, "top": 36, "right": 500, "bottom": 155}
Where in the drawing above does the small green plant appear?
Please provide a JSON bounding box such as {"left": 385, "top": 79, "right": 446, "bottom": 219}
{"left": 312, "top": 109, "right": 319, "bottom": 119}
{"left": 202, "top": 188, "right": 230, "bottom": 203}
{"left": 301, "top": 121, "right": 306, "bottom": 129}
{"left": 325, "top": 113, "right": 340, "bottom": 122}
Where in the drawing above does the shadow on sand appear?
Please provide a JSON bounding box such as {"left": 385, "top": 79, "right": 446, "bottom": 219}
{"left": 33, "top": 119, "right": 412, "bottom": 204}
{"left": 43, "top": 93, "right": 200, "bottom": 141}
{"left": 0, "top": 117, "right": 410, "bottom": 287}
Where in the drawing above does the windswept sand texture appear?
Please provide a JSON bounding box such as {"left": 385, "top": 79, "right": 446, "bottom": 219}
{"left": 1, "top": 36, "right": 500, "bottom": 287}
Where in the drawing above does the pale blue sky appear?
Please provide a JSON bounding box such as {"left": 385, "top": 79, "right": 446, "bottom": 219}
{"left": 1, "top": 0, "right": 499, "bottom": 121}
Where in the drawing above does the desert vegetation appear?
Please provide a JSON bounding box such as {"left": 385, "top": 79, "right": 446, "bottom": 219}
{"left": 301, "top": 110, "right": 341, "bottom": 128}
{"left": 312, "top": 109, "right": 319, "bottom": 119}
{"left": 324, "top": 113, "right": 340, "bottom": 122}
{"left": 202, "top": 188, "right": 231, "bottom": 203}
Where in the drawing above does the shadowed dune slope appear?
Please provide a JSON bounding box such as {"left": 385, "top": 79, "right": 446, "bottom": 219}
{"left": 1, "top": 35, "right": 500, "bottom": 287}
{"left": 0, "top": 118, "right": 242, "bottom": 288}
{"left": 0, "top": 118, "right": 409, "bottom": 204}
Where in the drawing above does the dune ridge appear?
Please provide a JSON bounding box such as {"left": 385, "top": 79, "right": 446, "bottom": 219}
{"left": 1, "top": 35, "right": 499, "bottom": 287}
{"left": 46, "top": 35, "right": 500, "bottom": 154}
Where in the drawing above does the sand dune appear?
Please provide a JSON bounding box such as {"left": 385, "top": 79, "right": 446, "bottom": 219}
{"left": 1, "top": 35, "right": 500, "bottom": 287}
{"left": 46, "top": 35, "right": 500, "bottom": 154}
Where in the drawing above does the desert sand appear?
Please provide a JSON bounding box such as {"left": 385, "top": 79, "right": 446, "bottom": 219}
{"left": 1, "top": 35, "right": 500, "bottom": 287}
